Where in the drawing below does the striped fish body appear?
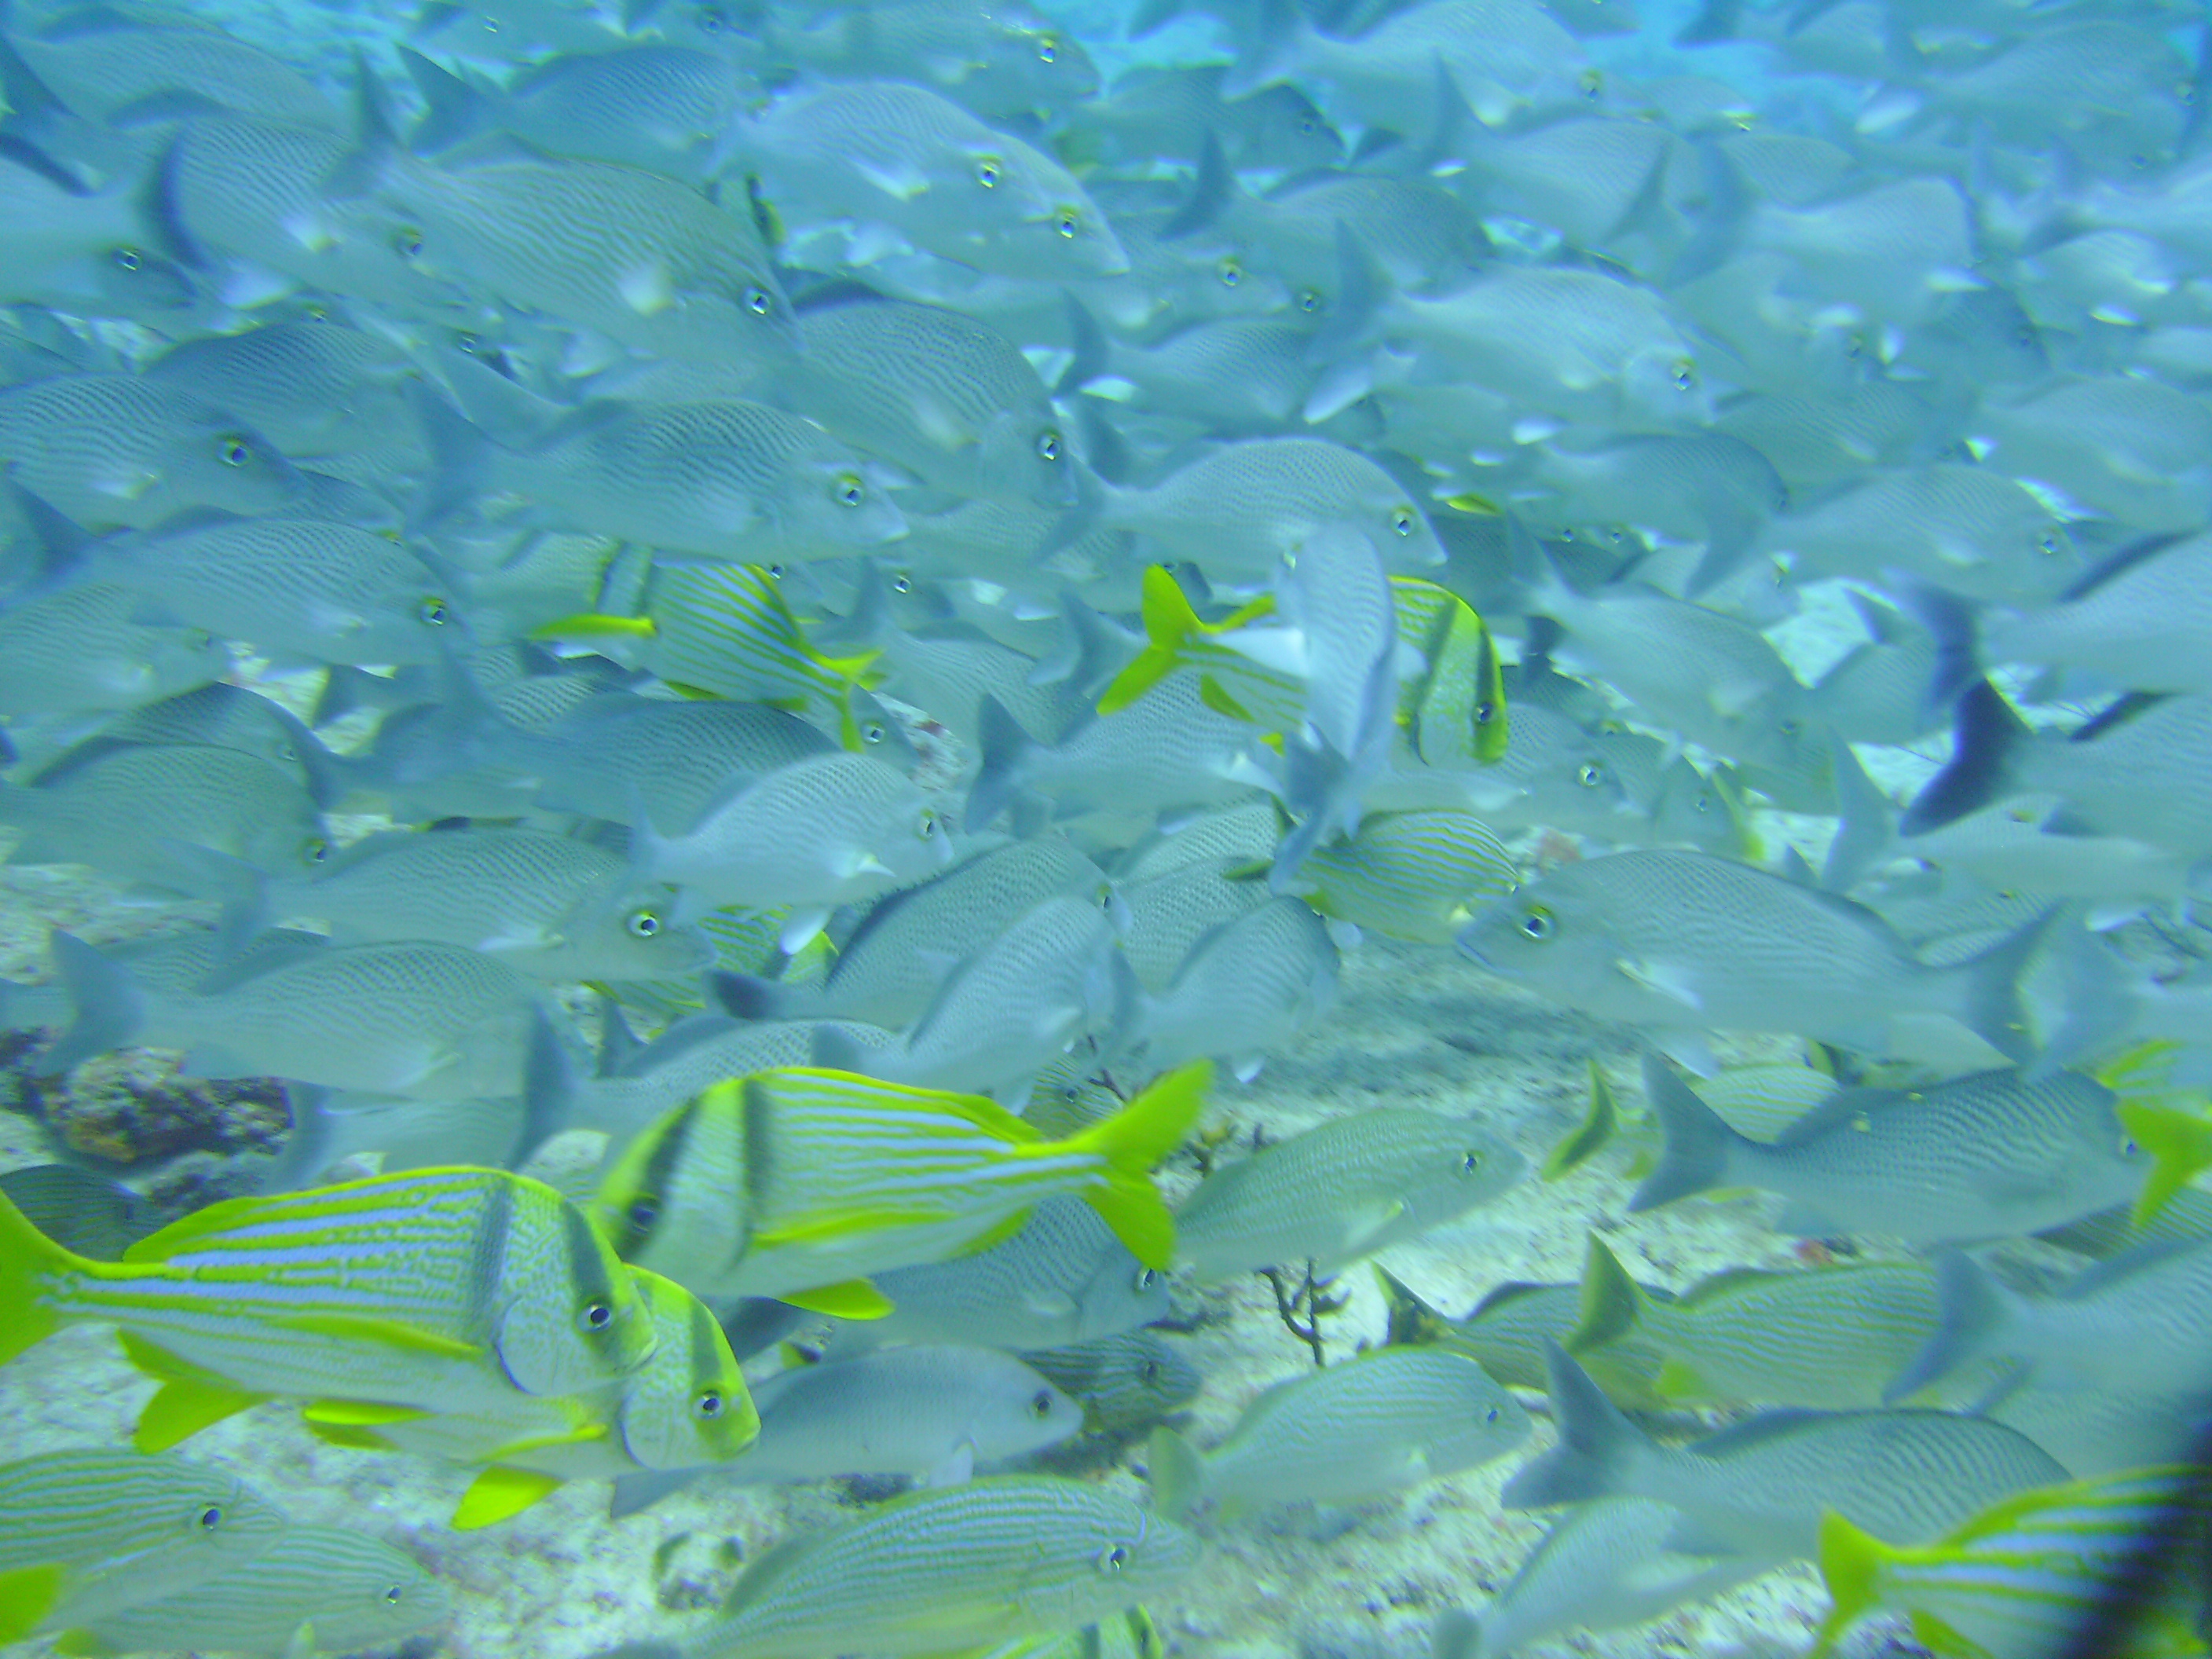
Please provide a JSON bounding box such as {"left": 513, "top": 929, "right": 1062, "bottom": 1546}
{"left": 1379, "top": 1271, "right": 1588, "bottom": 1392}
{"left": 2, "top": 1170, "right": 654, "bottom": 1418}
{"left": 1181, "top": 1349, "right": 1528, "bottom": 1512}
{"left": 640, "top": 564, "right": 872, "bottom": 710}
{"left": 0, "top": 1451, "right": 288, "bottom": 1637}
{"left": 1119, "top": 859, "right": 1271, "bottom": 994}
{"left": 1394, "top": 578, "right": 1507, "bottom": 768}
{"left": 698, "top": 1478, "right": 1196, "bottom": 1659}
{"left": 1815, "top": 1468, "right": 2209, "bottom": 1659}
{"left": 1293, "top": 810, "right": 1518, "bottom": 943}
{"left": 595, "top": 1064, "right": 1208, "bottom": 1304}
{"left": 332, "top": 1266, "right": 753, "bottom": 1478}
{"left": 529, "top": 696, "right": 834, "bottom": 836}
{"left": 56, "top": 1526, "right": 449, "bottom": 1657}
{"left": 1174, "top": 1108, "right": 1525, "bottom": 1281}
{"left": 0, "top": 583, "right": 229, "bottom": 720}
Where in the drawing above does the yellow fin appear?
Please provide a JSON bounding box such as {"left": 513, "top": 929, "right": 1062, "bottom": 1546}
{"left": 301, "top": 1419, "right": 394, "bottom": 1451}
{"left": 51, "top": 1630, "right": 115, "bottom": 1657}
{"left": 950, "top": 1207, "right": 1032, "bottom": 1258}
{"left": 1654, "top": 1356, "right": 1708, "bottom": 1402}
{"left": 1810, "top": 1508, "right": 1899, "bottom": 1659}
{"left": 135, "top": 1378, "right": 266, "bottom": 1452}
{"left": 1097, "top": 566, "right": 1206, "bottom": 716}
{"left": 1195, "top": 676, "right": 1253, "bottom": 722}
{"left": 1544, "top": 1060, "right": 1617, "bottom": 1180}
{"left": 453, "top": 1467, "right": 566, "bottom": 1530}
{"left": 301, "top": 1399, "right": 434, "bottom": 1426}
{"left": 1068, "top": 1062, "right": 1214, "bottom": 1268}
{"left": 778, "top": 1280, "right": 893, "bottom": 1320}
{"left": 268, "top": 1311, "right": 485, "bottom": 1359}
{"left": 1565, "top": 1234, "right": 1643, "bottom": 1356}
{"left": 2118, "top": 1101, "right": 2212, "bottom": 1227}
{"left": 528, "top": 612, "right": 658, "bottom": 641}
{"left": 0, "top": 1562, "right": 64, "bottom": 1643}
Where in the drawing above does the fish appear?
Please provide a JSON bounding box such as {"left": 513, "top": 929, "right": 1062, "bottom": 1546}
{"left": 0, "top": 1166, "right": 656, "bottom": 1434}
{"left": 1174, "top": 1108, "right": 1525, "bottom": 1280}
{"left": 309, "top": 1265, "right": 756, "bottom": 1528}
{"left": 591, "top": 1061, "right": 1209, "bottom": 1309}
{"left": 613, "top": 1344, "right": 1082, "bottom": 1514}
{"left": 0, "top": 580, "right": 229, "bottom": 722}
{"left": 0, "top": 1449, "right": 288, "bottom": 1638}
{"left": 1630, "top": 1057, "right": 2148, "bottom": 1247}
{"left": 1149, "top": 1346, "right": 1528, "bottom": 1518}
{"left": 1505, "top": 1343, "right": 2070, "bottom": 1562}
{"left": 1888, "top": 1239, "right": 2212, "bottom": 1408}
{"left": 1021, "top": 1332, "right": 1200, "bottom": 1436}
{"left": 627, "top": 753, "right": 954, "bottom": 939}
{"left": 36, "top": 932, "right": 547, "bottom": 1099}
{"left": 0, "top": 1166, "right": 152, "bottom": 1262}
{"left": 1430, "top": 1499, "right": 1766, "bottom": 1659}
{"left": 1287, "top": 810, "right": 1518, "bottom": 944}
{"left": 1118, "top": 859, "right": 1272, "bottom": 993}
{"left": 46, "top": 1524, "right": 449, "bottom": 1657}
{"left": 738, "top": 81, "right": 1128, "bottom": 281}
{"left": 679, "top": 1478, "right": 1195, "bottom": 1659}
{"left": 764, "top": 0, "right": 1100, "bottom": 123}
{"left": 1811, "top": 1468, "right": 2210, "bottom": 1659}
{"left": 1114, "top": 895, "right": 1337, "bottom": 1080}
{"left": 1456, "top": 849, "right": 2054, "bottom": 1074}
{"left": 828, "top": 1194, "right": 1172, "bottom": 1356}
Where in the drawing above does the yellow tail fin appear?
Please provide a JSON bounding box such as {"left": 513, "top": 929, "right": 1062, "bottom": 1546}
{"left": 1811, "top": 1509, "right": 1896, "bottom": 1658}
{"left": 1097, "top": 567, "right": 1207, "bottom": 715}
{"left": 1068, "top": 1063, "right": 1210, "bottom": 1269}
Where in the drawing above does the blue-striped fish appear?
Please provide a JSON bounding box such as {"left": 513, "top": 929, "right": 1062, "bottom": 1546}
{"left": 687, "top": 1478, "right": 1195, "bottom": 1659}
{"left": 0, "top": 1168, "right": 656, "bottom": 1445}
{"left": 1150, "top": 1347, "right": 1528, "bottom": 1518}
{"left": 593, "top": 1063, "right": 1210, "bottom": 1313}
{"left": 0, "top": 1450, "right": 287, "bottom": 1639}
{"left": 1812, "top": 1467, "right": 2210, "bottom": 1659}
{"left": 50, "top": 1525, "right": 449, "bottom": 1657}
{"left": 300, "top": 1267, "right": 756, "bottom": 1529}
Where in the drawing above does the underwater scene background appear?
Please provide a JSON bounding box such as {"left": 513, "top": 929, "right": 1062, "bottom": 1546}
{"left": 0, "top": 0, "right": 2209, "bottom": 1656}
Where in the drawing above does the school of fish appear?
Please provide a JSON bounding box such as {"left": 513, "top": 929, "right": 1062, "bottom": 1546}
{"left": 0, "top": 0, "right": 2208, "bottom": 1653}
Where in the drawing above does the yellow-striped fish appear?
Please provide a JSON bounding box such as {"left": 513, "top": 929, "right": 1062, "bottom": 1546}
{"left": 1286, "top": 809, "right": 1518, "bottom": 943}
{"left": 302, "top": 1267, "right": 757, "bottom": 1529}
{"left": 0, "top": 1449, "right": 288, "bottom": 1640}
{"left": 595, "top": 1063, "right": 1210, "bottom": 1314}
{"left": 1814, "top": 1467, "right": 2211, "bottom": 1659}
{"left": 0, "top": 1168, "right": 655, "bottom": 1448}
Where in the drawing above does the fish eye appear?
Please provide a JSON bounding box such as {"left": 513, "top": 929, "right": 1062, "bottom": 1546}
{"left": 1135, "top": 1267, "right": 1159, "bottom": 1291}
{"left": 976, "top": 157, "right": 1002, "bottom": 189}
{"left": 383, "top": 1587, "right": 403, "bottom": 1605}
{"left": 1485, "top": 1407, "right": 1500, "bottom": 1423}
{"left": 1057, "top": 209, "right": 1080, "bottom": 238}
{"left": 1141, "top": 1360, "right": 1159, "bottom": 1382}
{"left": 833, "top": 473, "right": 866, "bottom": 507}
{"left": 216, "top": 435, "right": 252, "bottom": 467}
{"left": 455, "top": 331, "right": 480, "bottom": 353}
{"left": 1461, "top": 1151, "right": 1483, "bottom": 1173}
{"left": 1673, "top": 360, "right": 1696, "bottom": 391}
{"left": 302, "top": 837, "right": 330, "bottom": 863}
{"left": 1098, "top": 886, "right": 1115, "bottom": 908}
{"left": 1101, "top": 1544, "right": 1130, "bottom": 1572}
{"left": 1475, "top": 700, "right": 1496, "bottom": 725}
{"left": 1031, "top": 1390, "right": 1055, "bottom": 1417}
{"left": 394, "top": 225, "right": 425, "bottom": 258}
{"left": 581, "top": 1301, "right": 613, "bottom": 1331}
{"left": 1390, "top": 507, "right": 1415, "bottom": 536}
{"left": 862, "top": 720, "right": 887, "bottom": 744}
{"left": 745, "top": 286, "right": 772, "bottom": 317}
{"left": 916, "top": 809, "right": 938, "bottom": 839}
{"left": 113, "top": 247, "right": 141, "bottom": 271}
{"left": 199, "top": 1506, "right": 222, "bottom": 1530}
{"left": 1218, "top": 257, "right": 1243, "bottom": 287}
{"left": 1297, "top": 287, "right": 1323, "bottom": 313}
{"left": 695, "top": 5, "right": 725, "bottom": 29}
{"left": 2038, "top": 533, "right": 2060, "bottom": 556}
{"left": 1298, "top": 116, "right": 1317, "bottom": 134}
{"left": 2121, "top": 1135, "right": 2140, "bottom": 1156}
{"left": 1580, "top": 68, "right": 1602, "bottom": 97}
{"left": 1577, "top": 764, "right": 1603, "bottom": 787}
{"left": 1037, "top": 33, "right": 1058, "bottom": 60}
{"left": 418, "top": 595, "right": 449, "bottom": 625}
{"left": 892, "top": 571, "right": 913, "bottom": 592}
{"left": 626, "top": 908, "right": 662, "bottom": 939}
{"left": 1037, "top": 430, "right": 1061, "bottom": 462}
{"left": 695, "top": 1389, "right": 725, "bottom": 1419}
{"left": 628, "top": 1196, "right": 659, "bottom": 1229}
{"left": 767, "top": 563, "right": 786, "bottom": 579}
{"left": 1520, "top": 906, "right": 1555, "bottom": 940}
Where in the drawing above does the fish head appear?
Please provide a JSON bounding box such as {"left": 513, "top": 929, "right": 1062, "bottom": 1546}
{"left": 845, "top": 791, "right": 959, "bottom": 892}
{"left": 493, "top": 1188, "right": 660, "bottom": 1395}
{"left": 1620, "top": 339, "right": 1713, "bottom": 429}
{"left": 551, "top": 891, "right": 718, "bottom": 980}
{"left": 1455, "top": 867, "right": 1624, "bottom": 997}
{"left": 294, "top": 1536, "right": 454, "bottom": 1651}
{"left": 973, "top": 1360, "right": 1088, "bottom": 1459}
{"left": 1071, "top": 1334, "right": 1203, "bottom": 1431}
{"left": 1071, "top": 1251, "right": 1172, "bottom": 1342}
{"left": 1401, "top": 1124, "right": 1530, "bottom": 1225}
{"left": 977, "top": 407, "right": 1080, "bottom": 509}
{"left": 160, "top": 407, "right": 309, "bottom": 522}
{"left": 845, "top": 687, "right": 923, "bottom": 771}
{"left": 614, "top": 1269, "right": 761, "bottom": 1470}
{"left": 783, "top": 456, "right": 910, "bottom": 551}
{"left": 593, "top": 1086, "right": 753, "bottom": 1293}
{"left": 959, "top": 161, "right": 1129, "bottom": 279}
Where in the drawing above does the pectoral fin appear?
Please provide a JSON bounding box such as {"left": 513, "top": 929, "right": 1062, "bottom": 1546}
{"left": 453, "top": 1467, "right": 566, "bottom": 1530}
{"left": 778, "top": 1280, "right": 893, "bottom": 1319}
{"left": 135, "top": 1378, "right": 267, "bottom": 1452}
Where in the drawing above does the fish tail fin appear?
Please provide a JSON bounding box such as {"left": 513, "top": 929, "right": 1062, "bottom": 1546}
{"left": 709, "top": 971, "right": 819, "bottom": 1023}
{"left": 1626, "top": 1054, "right": 1742, "bottom": 1214}
{"left": 41, "top": 931, "right": 146, "bottom": 1074}
{"left": 1543, "top": 1059, "right": 1620, "bottom": 1179}
{"left": 965, "top": 694, "right": 1036, "bottom": 830}
{"left": 1951, "top": 903, "right": 2061, "bottom": 1067}
{"left": 1033, "top": 587, "right": 1137, "bottom": 701}
{"left": 1884, "top": 1246, "right": 2012, "bottom": 1404}
{"left": 1217, "top": 0, "right": 1301, "bottom": 98}
{"left": 1375, "top": 1265, "right": 1452, "bottom": 1348}
{"left": 1565, "top": 1234, "right": 1646, "bottom": 1355}
{"left": 326, "top": 46, "right": 405, "bottom": 199}
{"left": 405, "top": 380, "right": 494, "bottom": 533}
{"left": 255, "top": 1084, "right": 339, "bottom": 1192}
{"left": 1147, "top": 1424, "right": 1207, "bottom": 1522}
{"left": 0, "top": 1186, "right": 73, "bottom": 1364}
{"left": 518, "top": 1004, "right": 583, "bottom": 1161}
{"left": 1900, "top": 679, "right": 2029, "bottom": 836}
{"left": 608, "top": 1469, "right": 701, "bottom": 1520}
{"left": 1500, "top": 1342, "right": 1656, "bottom": 1510}
{"left": 1160, "top": 128, "right": 1234, "bottom": 240}
{"left": 1886, "top": 577, "right": 1982, "bottom": 729}
{"left": 1068, "top": 1061, "right": 1211, "bottom": 1269}
{"left": 1057, "top": 290, "right": 1111, "bottom": 398}
{"left": 1302, "top": 222, "right": 1393, "bottom": 420}
{"left": 1097, "top": 566, "right": 1207, "bottom": 715}
{"left": 396, "top": 46, "right": 491, "bottom": 153}
{"left": 1818, "top": 730, "right": 1892, "bottom": 894}
{"left": 1811, "top": 1509, "right": 1899, "bottom": 1658}
{"left": 1429, "top": 1609, "right": 1483, "bottom": 1659}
